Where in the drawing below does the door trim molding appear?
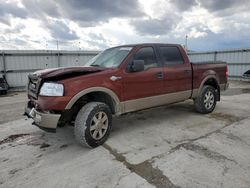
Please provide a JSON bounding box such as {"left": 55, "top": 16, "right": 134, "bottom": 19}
{"left": 121, "top": 90, "right": 191, "bottom": 114}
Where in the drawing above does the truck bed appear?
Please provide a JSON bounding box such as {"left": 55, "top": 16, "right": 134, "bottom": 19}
{"left": 191, "top": 61, "right": 227, "bottom": 91}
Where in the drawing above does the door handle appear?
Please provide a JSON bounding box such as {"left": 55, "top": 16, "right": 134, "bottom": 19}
{"left": 110, "top": 76, "right": 122, "bottom": 81}
{"left": 155, "top": 72, "right": 164, "bottom": 79}
{"left": 184, "top": 69, "right": 192, "bottom": 75}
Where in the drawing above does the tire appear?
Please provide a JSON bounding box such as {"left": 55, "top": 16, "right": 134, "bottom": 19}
{"left": 194, "top": 85, "right": 217, "bottom": 114}
{"left": 74, "top": 102, "right": 112, "bottom": 148}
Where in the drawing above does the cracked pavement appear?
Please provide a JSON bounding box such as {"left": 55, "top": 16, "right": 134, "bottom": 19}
{"left": 0, "top": 81, "right": 250, "bottom": 188}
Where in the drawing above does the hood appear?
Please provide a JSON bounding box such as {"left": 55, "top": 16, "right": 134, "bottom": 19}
{"left": 32, "top": 66, "right": 106, "bottom": 79}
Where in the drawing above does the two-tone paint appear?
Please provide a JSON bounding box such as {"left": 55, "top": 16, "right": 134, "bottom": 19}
{"left": 25, "top": 43, "right": 228, "bottom": 130}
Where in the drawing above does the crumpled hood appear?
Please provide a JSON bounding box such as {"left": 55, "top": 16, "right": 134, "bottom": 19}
{"left": 32, "top": 66, "right": 106, "bottom": 79}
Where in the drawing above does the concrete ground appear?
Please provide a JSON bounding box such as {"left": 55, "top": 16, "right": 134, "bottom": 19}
{"left": 0, "top": 81, "right": 250, "bottom": 188}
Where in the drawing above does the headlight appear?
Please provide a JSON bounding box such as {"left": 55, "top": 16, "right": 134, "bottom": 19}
{"left": 39, "top": 82, "right": 64, "bottom": 96}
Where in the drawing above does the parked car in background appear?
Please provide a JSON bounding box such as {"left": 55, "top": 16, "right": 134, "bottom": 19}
{"left": 0, "top": 75, "right": 8, "bottom": 95}
{"left": 25, "top": 43, "right": 228, "bottom": 148}
{"left": 243, "top": 70, "right": 250, "bottom": 80}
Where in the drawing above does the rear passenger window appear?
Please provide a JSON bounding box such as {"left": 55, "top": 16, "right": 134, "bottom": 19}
{"left": 160, "top": 47, "right": 184, "bottom": 65}
{"left": 134, "top": 47, "right": 157, "bottom": 69}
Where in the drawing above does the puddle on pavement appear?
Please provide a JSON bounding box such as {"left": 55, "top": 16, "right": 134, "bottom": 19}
{"left": 209, "top": 112, "right": 242, "bottom": 124}
{"left": 0, "top": 133, "right": 49, "bottom": 148}
{"left": 0, "top": 134, "right": 30, "bottom": 145}
{"left": 222, "top": 88, "right": 250, "bottom": 96}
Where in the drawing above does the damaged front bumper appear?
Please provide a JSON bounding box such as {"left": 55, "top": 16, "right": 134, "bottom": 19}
{"left": 24, "top": 106, "right": 61, "bottom": 133}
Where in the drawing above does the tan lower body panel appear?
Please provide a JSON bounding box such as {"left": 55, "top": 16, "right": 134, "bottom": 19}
{"left": 192, "top": 88, "right": 199, "bottom": 99}
{"left": 120, "top": 90, "right": 192, "bottom": 114}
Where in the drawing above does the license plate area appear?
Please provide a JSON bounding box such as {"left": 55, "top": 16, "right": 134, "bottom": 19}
{"left": 29, "top": 108, "right": 35, "bottom": 118}
{"left": 29, "top": 108, "right": 42, "bottom": 123}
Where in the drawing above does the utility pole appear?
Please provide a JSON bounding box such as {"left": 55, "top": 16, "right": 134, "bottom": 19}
{"left": 57, "top": 40, "right": 60, "bottom": 67}
{"left": 56, "top": 40, "right": 59, "bottom": 51}
{"left": 185, "top": 35, "right": 188, "bottom": 51}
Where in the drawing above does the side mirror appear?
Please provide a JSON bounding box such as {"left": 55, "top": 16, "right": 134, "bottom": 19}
{"left": 129, "top": 60, "right": 145, "bottom": 72}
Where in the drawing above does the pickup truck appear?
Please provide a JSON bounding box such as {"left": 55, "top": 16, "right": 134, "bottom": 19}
{"left": 25, "top": 43, "right": 228, "bottom": 148}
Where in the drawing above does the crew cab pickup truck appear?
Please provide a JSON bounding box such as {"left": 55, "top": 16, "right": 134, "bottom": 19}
{"left": 25, "top": 43, "right": 228, "bottom": 148}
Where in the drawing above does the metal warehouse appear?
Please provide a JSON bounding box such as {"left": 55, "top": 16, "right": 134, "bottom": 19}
{"left": 1, "top": 48, "right": 250, "bottom": 88}
{"left": 188, "top": 48, "right": 250, "bottom": 80}
{"left": 0, "top": 50, "right": 99, "bottom": 88}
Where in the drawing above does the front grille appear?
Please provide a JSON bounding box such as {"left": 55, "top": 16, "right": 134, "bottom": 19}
{"left": 28, "top": 74, "right": 42, "bottom": 99}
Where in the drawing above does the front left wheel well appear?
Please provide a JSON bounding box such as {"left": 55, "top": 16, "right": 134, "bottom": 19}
{"left": 60, "top": 91, "right": 117, "bottom": 126}
{"left": 83, "top": 91, "right": 117, "bottom": 114}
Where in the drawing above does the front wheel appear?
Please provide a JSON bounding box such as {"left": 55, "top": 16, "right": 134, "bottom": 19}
{"left": 74, "top": 102, "right": 112, "bottom": 148}
{"left": 194, "top": 85, "right": 217, "bottom": 114}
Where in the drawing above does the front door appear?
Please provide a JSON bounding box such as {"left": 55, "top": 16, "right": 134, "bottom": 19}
{"left": 121, "top": 46, "right": 164, "bottom": 112}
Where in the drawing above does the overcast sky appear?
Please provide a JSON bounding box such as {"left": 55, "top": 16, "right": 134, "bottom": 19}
{"left": 0, "top": 0, "right": 250, "bottom": 51}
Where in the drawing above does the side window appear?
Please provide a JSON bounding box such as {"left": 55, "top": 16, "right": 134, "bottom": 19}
{"left": 134, "top": 47, "right": 157, "bottom": 69}
{"left": 160, "top": 46, "right": 184, "bottom": 65}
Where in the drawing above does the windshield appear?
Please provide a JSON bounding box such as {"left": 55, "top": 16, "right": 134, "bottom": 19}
{"left": 86, "top": 47, "right": 133, "bottom": 68}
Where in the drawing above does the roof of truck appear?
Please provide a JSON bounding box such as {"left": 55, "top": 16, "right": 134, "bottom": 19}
{"left": 115, "top": 43, "right": 182, "bottom": 47}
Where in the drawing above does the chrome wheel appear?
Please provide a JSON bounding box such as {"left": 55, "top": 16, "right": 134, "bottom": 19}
{"left": 204, "top": 91, "right": 214, "bottom": 110}
{"left": 90, "top": 111, "right": 108, "bottom": 140}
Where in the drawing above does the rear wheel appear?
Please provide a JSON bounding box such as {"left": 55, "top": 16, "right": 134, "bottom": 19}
{"left": 194, "top": 85, "right": 217, "bottom": 114}
{"left": 74, "top": 102, "right": 112, "bottom": 148}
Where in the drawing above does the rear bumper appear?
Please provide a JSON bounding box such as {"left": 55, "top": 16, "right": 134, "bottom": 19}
{"left": 24, "top": 106, "right": 60, "bottom": 132}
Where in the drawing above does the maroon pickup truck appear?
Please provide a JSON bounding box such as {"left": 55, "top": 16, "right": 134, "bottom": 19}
{"left": 25, "top": 43, "right": 228, "bottom": 148}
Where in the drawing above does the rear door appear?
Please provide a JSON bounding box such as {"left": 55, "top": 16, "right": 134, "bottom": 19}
{"left": 158, "top": 45, "right": 192, "bottom": 99}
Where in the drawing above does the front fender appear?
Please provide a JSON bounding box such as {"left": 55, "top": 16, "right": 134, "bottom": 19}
{"left": 65, "top": 87, "right": 122, "bottom": 115}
